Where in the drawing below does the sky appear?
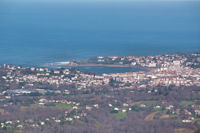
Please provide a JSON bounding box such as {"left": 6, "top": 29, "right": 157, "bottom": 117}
{"left": 2, "top": 0, "right": 200, "bottom": 2}
{"left": 2, "top": 0, "right": 200, "bottom": 5}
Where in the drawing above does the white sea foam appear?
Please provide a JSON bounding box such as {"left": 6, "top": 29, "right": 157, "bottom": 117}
{"left": 55, "top": 61, "right": 70, "bottom": 65}
{"left": 43, "top": 61, "right": 70, "bottom": 66}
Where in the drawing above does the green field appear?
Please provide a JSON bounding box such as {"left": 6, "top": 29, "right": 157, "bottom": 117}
{"left": 111, "top": 111, "right": 127, "bottom": 120}
{"left": 180, "top": 101, "right": 195, "bottom": 107}
{"left": 130, "top": 100, "right": 158, "bottom": 107}
{"left": 20, "top": 103, "right": 74, "bottom": 111}
{"left": 54, "top": 103, "right": 74, "bottom": 110}
{"left": 174, "top": 128, "right": 194, "bottom": 133}
{"left": 145, "top": 111, "right": 159, "bottom": 121}
{"left": 140, "top": 101, "right": 158, "bottom": 105}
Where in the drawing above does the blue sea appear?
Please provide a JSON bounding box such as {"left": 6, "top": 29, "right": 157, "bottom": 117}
{"left": 0, "top": 0, "right": 200, "bottom": 67}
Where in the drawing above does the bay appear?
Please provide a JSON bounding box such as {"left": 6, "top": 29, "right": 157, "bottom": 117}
{"left": 0, "top": 1, "right": 200, "bottom": 67}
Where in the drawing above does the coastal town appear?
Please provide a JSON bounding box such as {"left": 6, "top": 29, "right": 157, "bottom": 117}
{"left": 0, "top": 52, "right": 200, "bottom": 133}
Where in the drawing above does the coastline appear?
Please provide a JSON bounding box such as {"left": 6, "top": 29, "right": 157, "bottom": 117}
{"left": 65, "top": 64, "right": 131, "bottom": 68}
{"left": 42, "top": 63, "right": 150, "bottom": 74}
{"left": 44, "top": 63, "right": 142, "bottom": 68}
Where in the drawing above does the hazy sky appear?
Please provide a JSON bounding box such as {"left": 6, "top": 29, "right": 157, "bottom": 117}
{"left": 3, "top": 0, "right": 200, "bottom": 2}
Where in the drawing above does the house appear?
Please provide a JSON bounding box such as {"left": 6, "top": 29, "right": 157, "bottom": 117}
{"left": 40, "top": 121, "right": 45, "bottom": 125}
{"left": 64, "top": 90, "right": 70, "bottom": 94}
{"left": 17, "top": 125, "right": 23, "bottom": 128}
{"left": 108, "top": 104, "right": 113, "bottom": 107}
{"left": 86, "top": 105, "right": 92, "bottom": 111}
{"left": 39, "top": 98, "right": 48, "bottom": 103}
{"left": 73, "top": 106, "right": 78, "bottom": 110}
{"left": 94, "top": 104, "right": 99, "bottom": 108}
{"left": 32, "top": 124, "right": 39, "bottom": 127}
{"left": 5, "top": 121, "right": 12, "bottom": 124}
{"left": 1, "top": 123, "right": 5, "bottom": 128}
{"left": 54, "top": 70, "right": 60, "bottom": 74}
{"left": 114, "top": 108, "right": 119, "bottom": 111}
{"left": 55, "top": 119, "right": 61, "bottom": 123}
{"left": 154, "top": 105, "right": 161, "bottom": 109}
{"left": 148, "top": 62, "right": 157, "bottom": 67}
{"left": 123, "top": 103, "right": 129, "bottom": 107}
{"left": 66, "top": 117, "right": 73, "bottom": 121}
{"left": 30, "top": 67, "right": 35, "bottom": 71}
{"left": 122, "top": 109, "right": 127, "bottom": 113}
{"left": 182, "top": 119, "right": 192, "bottom": 123}
{"left": 195, "top": 109, "right": 200, "bottom": 115}
{"left": 140, "top": 104, "right": 146, "bottom": 108}
{"left": 74, "top": 115, "right": 80, "bottom": 119}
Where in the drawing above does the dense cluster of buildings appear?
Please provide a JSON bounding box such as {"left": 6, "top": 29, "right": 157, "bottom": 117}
{"left": 0, "top": 57, "right": 200, "bottom": 93}
{"left": 0, "top": 53, "right": 200, "bottom": 130}
{"left": 91, "top": 53, "right": 200, "bottom": 68}
{"left": 1, "top": 53, "right": 200, "bottom": 94}
{"left": 106, "top": 61, "right": 200, "bottom": 88}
